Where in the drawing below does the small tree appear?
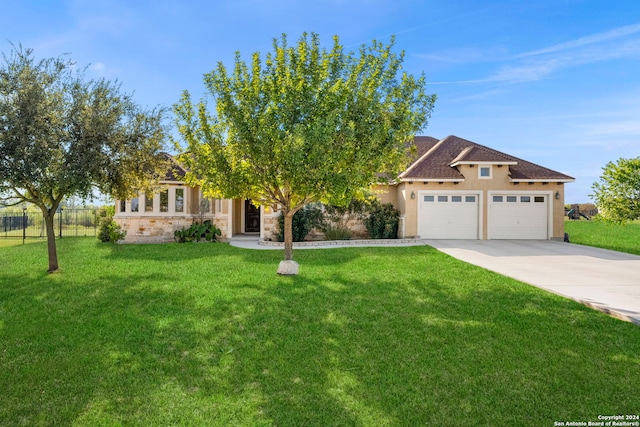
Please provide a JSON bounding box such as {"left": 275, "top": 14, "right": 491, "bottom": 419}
{"left": 0, "top": 45, "right": 167, "bottom": 272}
{"left": 174, "top": 33, "right": 435, "bottom": 272}
{"left": 591, "top": 157, "right": 640, "bottom": 223}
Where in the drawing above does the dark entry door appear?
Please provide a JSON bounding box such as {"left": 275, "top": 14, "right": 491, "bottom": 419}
{"left": 245, "top": 200, "right": 260, "bottom": 233}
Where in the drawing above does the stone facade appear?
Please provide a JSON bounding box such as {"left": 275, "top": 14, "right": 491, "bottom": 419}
{"left": 117, "top": 215, "right": 193, "bottom": 243}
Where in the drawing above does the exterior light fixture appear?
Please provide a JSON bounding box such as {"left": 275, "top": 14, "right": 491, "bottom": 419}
{"left": 410, "top": 191, "right": 415, "bottom": 199}
{"left": 555, "top": 192, "right": 560, "bottom": 200}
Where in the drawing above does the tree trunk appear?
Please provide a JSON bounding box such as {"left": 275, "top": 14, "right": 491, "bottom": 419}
{"left": 283, "top": 210, "right": 294, "bottom": 261}
{"left": 43, "top": 209, "right": 59, "bottom": 273}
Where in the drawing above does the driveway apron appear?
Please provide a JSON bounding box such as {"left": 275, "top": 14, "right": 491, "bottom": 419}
{"left": 423, "top": 240, "right": 640, "bottom": 325}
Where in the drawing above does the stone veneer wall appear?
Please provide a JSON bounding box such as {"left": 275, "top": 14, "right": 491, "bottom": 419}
{"left": 262, "top": 214, "right": 279, "bottom": 241}
{"left": 116, "top": 215, "right": 230, "bottom": 243}
{"left": 116, "top": 216, "right": 191, "bottom": 243}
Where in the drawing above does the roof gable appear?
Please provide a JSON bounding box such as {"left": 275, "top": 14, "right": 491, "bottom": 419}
{"left": 400, "top": 135, "right": 574, "bottom": 182}
{"left": 159, "top": 152, "right": 187, "bottom": 182}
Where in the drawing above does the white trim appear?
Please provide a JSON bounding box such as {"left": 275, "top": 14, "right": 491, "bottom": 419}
{"left": 511, "top": 179, "right": 575, "bottom": 183}
{"left": 478, "top": 165, "right": 492, "bottom": 179}
{"left": 450, "top": 160, "right": 517, "bottom": 167}
{"left": 487, "top": 190, "right": 553, "bottom": 240}
{"left": 114, "top": 186, "right": 189, "bottom": 217}
{"left": 227, "top": 199, "right": 233, "bottom": 237}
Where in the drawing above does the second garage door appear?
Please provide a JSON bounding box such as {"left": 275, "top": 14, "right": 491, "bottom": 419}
{"left": 488, "top": 194, "right": 549, "bottom": 239}
{"left": 418, "top": 193, "right": 479, "bottom": 239}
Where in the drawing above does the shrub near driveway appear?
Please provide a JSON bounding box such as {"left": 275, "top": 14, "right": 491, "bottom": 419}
{"left": 1, "top": 238, "right": 639, "bottom": 426}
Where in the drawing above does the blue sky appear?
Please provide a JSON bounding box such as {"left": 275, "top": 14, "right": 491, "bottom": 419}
{"left": 3, "top": 0, "right": 640, "bottom": 203}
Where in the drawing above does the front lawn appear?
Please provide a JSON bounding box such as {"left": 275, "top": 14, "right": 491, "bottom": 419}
{"left": 565, "top": 219, "right": 640, "bottom": 255}
{"left": 1, "top": 238, "right": 638, "bottom": 426}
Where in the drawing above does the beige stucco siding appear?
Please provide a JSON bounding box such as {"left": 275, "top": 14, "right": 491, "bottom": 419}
{"left": 374, "top": 164, "right": 567, "bottom": 240}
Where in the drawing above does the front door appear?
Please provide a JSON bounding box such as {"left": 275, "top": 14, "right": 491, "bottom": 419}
{"left": 245, "top": 199, "right": 260, "bottom": 233}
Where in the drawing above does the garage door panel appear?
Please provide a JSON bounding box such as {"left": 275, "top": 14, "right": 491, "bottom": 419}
{"left": 419, "top": 194, "right": 479, "bottom": 239}
{"left": 489, "top": 194, "right": 548, "bottom": 239}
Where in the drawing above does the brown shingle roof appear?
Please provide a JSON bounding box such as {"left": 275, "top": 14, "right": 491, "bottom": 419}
{"left": 401, "top": 135, "right": 574, "bottom": 181}
{"left": 159, "top": 152, "right": 187, "bottom": 181}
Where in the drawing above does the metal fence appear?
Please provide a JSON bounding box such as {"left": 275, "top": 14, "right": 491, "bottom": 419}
{"left": 0, "top": 208, "right": 108, "bottom": 239}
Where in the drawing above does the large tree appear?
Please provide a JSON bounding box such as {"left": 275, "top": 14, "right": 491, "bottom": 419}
{"left": 174, "top": 33, "right": 435, "bottom": 271}
{"left": 0, "top": 45, "right": 167, "bottom": 272}
{"left": 591, "top": 157, "right": 640, "bottom": 223}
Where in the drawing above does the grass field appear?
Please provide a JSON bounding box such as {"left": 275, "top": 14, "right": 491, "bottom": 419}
{"left": 565, "top": 219, "right": 640, "bottom": 255}
{"left": 1, "top": 238, "right": 639, "bottom": 426}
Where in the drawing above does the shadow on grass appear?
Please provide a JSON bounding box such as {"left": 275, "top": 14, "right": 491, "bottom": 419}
{"left": 1, "top": 242, "right": 639, "bottom": 425}
{"left": 101, "top": 240, "right": 362, "bottom": 267}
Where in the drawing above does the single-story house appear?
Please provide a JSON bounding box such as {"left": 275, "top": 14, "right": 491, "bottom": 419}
{"left": 114, "top": 135, "right": 574, "bottom": 242}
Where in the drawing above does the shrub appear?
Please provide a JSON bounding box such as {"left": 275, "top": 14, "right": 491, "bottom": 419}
{"left": 322, "top": 224, "right": 352, "bottom": 240}
{"left": 321, "top": 199, "right": 367, "bottom": 240}
{"left": 174, "top": 220, "right": 222, "bottom": 243}
{"left": 276, "top": 205, "right": 323, "bottom": 242}
{"left": 363, "top": 199, "right": 399, "bottom": 239}
{"left": 97, "top": 218, "right": 126, "bottom": 243}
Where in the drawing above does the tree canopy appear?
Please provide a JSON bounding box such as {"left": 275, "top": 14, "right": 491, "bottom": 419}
{"left": 0, "top": 45, "right": 167, "bottom": 272}
{"left": 591, "top": 157, "right": 640, "bottom": 223}
{"left": 174, "top": 33, "right": 436, "bottom": 267}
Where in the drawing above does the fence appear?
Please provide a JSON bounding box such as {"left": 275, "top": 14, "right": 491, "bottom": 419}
{"left": 0, "top": 208, "right": 108, "bottom": 239}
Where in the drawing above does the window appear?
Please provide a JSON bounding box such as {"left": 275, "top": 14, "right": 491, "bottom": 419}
{"left": 534, "top": 196, "right": 545, "bottom": 203}
{"left": 438, "top": 195, "right": 448, "bottom": 202}
{"left": 465, "top": 196, "right": 476, "bottom": 203}
{"left": 507, "top": 196, "right": 517, "bottom": 203}
{"left": 424, "top": 195, "right": 434, "bottom": 202}
{"left": 160, "top": 190, "right": 169, "bottom": 212}
{"left": 131, "top": 197, "right": 139, "bottom": 212}
{"left": 452, "top": 196, "right": 462, "bottom": 202}
{"left": 521, "top": 196, "right": 531, "bottom": 202}
{"left": 175, "top": 189, "right": 184, "bottom": 212}
{"left": 145, "top": 194, "right": 154, "bottom": 212}
{"left": 119, "top": 200, "right": 126, "bottom": 213}
{"left": 479, "top": 166, "right": 492, "bottom": 179}
{"left": 493, "top": 195, "right": 503, "bottom": 202}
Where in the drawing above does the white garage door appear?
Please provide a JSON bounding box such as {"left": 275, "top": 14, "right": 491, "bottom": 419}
{"left": 488, "top": 194, "right": 548, "bottom": 239}
{"left": 418, "top": 194, "right": 479, "bottom": 239}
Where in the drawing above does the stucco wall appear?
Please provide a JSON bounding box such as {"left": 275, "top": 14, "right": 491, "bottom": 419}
{"left": 374, "top": 164, "right": 567, "bottom": 240}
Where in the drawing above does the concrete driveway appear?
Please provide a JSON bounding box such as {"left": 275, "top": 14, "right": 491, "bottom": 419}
{"left": 423, "top": 239, "right": 640, "bottom": 325}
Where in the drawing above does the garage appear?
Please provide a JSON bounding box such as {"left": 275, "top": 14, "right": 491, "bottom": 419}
{"left": 488, "top": 193, "right": 549, "bottom": 239}
{"left": 418, "top": 192, "right": 479, "bottom": 239}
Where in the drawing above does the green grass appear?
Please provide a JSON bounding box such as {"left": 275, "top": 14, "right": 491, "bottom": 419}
{"left": 565, "top": 219, "right": 640, "bottom": 255}
{"left": 1, "top": 238, "right": 639, "bottom": 426}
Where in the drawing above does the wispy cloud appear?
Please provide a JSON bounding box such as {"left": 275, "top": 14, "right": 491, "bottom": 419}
{"left": 515, "top": 23, "right": 640, "bottom": 58}
{"left": 429, "top": 23, "right": 640, "bottom": 85}
{"left": 415, "top": 47, "right": 489, "bottom": 64}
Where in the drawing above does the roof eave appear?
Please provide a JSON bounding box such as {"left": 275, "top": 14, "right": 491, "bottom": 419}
{"left": 400, "top": 178, "right": 465, "bottom": 183}
{"left": 510, "top": 178, "right": 575, "bottom": 183}
{"left": 450, "top": 160, "right": 518, "bottom": 167}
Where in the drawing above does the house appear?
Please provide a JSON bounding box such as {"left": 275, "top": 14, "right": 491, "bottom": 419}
{"left": 114, "top": 135, "right": 574, "bottom": 242}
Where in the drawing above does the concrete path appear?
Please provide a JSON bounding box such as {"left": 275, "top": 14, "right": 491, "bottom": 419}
{"left": 423, "top": 240, "right": 640, "bottom": 325}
